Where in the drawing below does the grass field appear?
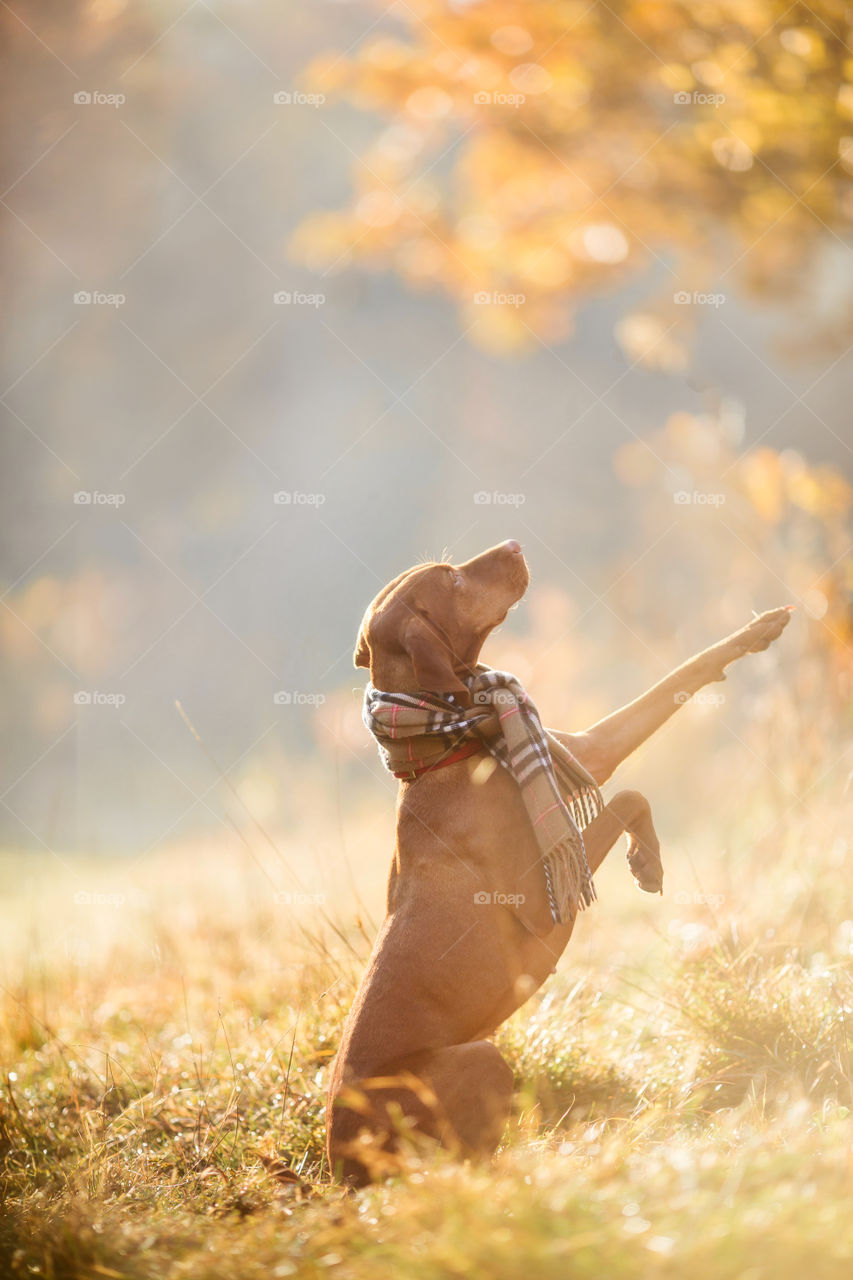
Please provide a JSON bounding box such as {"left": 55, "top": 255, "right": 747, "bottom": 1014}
{"left": 2, "top": 764, "right": 853, "bottom": 1279}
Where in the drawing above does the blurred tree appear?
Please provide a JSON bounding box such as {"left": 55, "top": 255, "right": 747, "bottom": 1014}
{"left": 293, "top": 0, "right": 853, "bottom": 355}
{"left": 612, "top": 413, "right": 853, "bottom": 792}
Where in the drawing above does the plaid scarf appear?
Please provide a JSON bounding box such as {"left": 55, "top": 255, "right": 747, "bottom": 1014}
{"left": 363, "top": 667, "right": 604, "bottom": 922}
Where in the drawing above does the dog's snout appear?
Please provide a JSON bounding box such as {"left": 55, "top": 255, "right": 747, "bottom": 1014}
{"left": 460, "top": 540, "right": 525, "bottom": 570}
{"left": 466, "top": 540, "right": 528, "bottom": 602}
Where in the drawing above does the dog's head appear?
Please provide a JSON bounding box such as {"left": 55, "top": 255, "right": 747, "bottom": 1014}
{"left": 354, "top": 541, "right": 529, "bottom": 703}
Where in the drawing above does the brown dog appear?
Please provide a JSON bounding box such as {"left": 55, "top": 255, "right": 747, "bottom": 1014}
{"left": 327, "top": 540, "right": 791, "bottom": 1183}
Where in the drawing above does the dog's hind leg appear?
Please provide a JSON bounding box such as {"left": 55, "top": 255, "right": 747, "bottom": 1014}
{"left": 550, "top": 788, "right": 662, "bottom": 893}
{"left": 599, "top": 789, "right": 663, "bottom": 893}
{"left": 500, "top": 789, "right": 663, "bottom": 1008}
{"left": 406, "top": 1040, "right": 515, "bottom": 1157}
{"left": 328, "top": 1041, "right": 514, "bottom": 1185}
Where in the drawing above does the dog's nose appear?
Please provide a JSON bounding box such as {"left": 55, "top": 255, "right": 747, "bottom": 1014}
{"left": 502, "top": 540, "right": 522, "bottom": 554}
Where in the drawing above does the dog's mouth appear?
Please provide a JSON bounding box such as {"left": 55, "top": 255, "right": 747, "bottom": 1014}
{"left": 492, "top": 568, "right": 530, "bottom": 624}
{"left": 506, "top": 569, "right": 530, "bottom": 613}
{"left": 488, "top": 593, "right": 525, "bottom": 631}
{"left": 508, "top": 557, "right": 530, "bottom": 604}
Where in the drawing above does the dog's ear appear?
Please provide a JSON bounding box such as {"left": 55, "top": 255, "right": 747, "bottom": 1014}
{"left": 353, "top": 568, "right": 416, "bottom": 671}
{"left": 402, "top": 615, "right": 470, "bottom": 702}
{"left": 353, "top": 623, "right": 370, "bottom": 669}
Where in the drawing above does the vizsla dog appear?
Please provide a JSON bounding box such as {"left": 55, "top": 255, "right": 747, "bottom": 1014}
{"left": 327, "top": 540, "right": 791, "bottom": 1183}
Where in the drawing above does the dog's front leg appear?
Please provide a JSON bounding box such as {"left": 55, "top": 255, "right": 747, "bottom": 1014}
{"left": 551, "top": 606, "right": 793, "bottom": 784}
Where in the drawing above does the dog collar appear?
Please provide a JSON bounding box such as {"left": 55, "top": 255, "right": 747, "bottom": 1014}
{"left": 392, "top": 740, "right": 484, "bottom": 782}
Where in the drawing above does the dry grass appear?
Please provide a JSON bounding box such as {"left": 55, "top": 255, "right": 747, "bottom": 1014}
{"left": 2, "top": 773, "right": 853, "bottom": 1278}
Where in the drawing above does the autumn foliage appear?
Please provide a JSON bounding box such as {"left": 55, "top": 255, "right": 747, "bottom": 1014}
{"left": 294, "top": 0, "right": 853, "bottom": 352}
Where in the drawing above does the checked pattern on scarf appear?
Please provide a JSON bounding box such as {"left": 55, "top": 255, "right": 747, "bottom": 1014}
{"left": 363, "top": 666, "right": 604, "bottom": 923}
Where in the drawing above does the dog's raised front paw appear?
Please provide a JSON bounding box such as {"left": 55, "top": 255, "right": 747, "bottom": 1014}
{"left": 708, "top": 605, "right": 794, "bottom": 680}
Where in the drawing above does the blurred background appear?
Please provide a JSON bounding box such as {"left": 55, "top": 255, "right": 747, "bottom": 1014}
{"left": 1, "top": 0, "right": 851, "bottom": 917}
